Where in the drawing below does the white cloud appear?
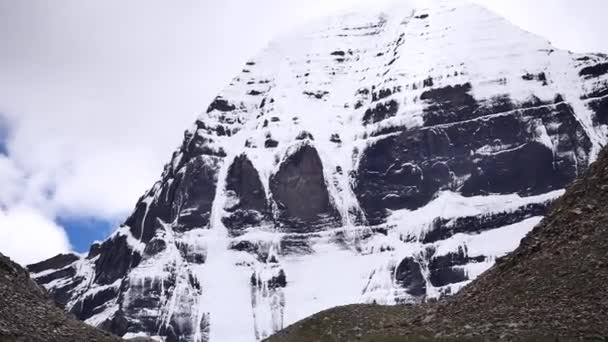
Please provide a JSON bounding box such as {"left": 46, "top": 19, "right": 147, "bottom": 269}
{"left": 470, "top": 0, "right": 608, "bottom": 53}
{"left": 0, "top": 205, "right": 71, "bottom": 266}
{"left": 0, "top": 156, "right": 70, "bottom": 265}
{"left": 0, "top": 156, "right": 25, "bottom": 208}
{"left": 50, "top": 147, "right": 160, "bottom": 218}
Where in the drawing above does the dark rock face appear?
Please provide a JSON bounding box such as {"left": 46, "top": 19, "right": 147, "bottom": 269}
{"left": 32, "top": 266, "right": 76, "bottom": 287}
{"left": 355, "top": 133, "right": 434, "bottom": 225}
{"left": 98, "top": 311, "right": 129, "bottom": 337}
{"left": 94, "top": 234, "right": 141, "bottom": 285}
{"left": 71, "top": 287, "right": 119, "bottom": 319}
{"left": 251, "top": 269, "right": 287, "bottom": 290}
{"left": 429, "top": 267, "right": 467, "bottom": 289}
{"left": 461, "top": 142, "right": 558, "bottom": 196}
{"left": 265, "top": 138, "right": 279, "bottom": 148}
{"left": 356, "top": 99, "right": 592, "bottom": 225}
{"left": 270, "top": 144, "right": 341, "bottom": 232}
{"left": 279, "top": 235, "right": 315, "bottom": 255}
{"left": 173, "top": 156, "right": 220, "bottom": 230}
{"left": 144, "top": 238, "right": 167, "bottom": 256}
{"left": 589, "top": 95, "right": 608, "bottom": 125}
{"left": 362, "top": 99, "right": 399, "bottom": 124}
{"left": 579, "top": 62, "right": 608, "bottom": 78}
{"left": 27, "top": 254, "right": 79, "bottom": 274}
{"left": 394, "top": 257, "right": 426, "bottom": 298}
{"left": 295, "top": 130, "right": 314, "bottom": 141}
{"left": 123, "top": 271, "right": 205, "bottom": 341}
{"left": 421, "top": 202, "right": 551, "bottom": 244}
{"left": 206, "top": 96, "right": 236, "bottom": 113}
{"left": 124, "top": 202, "right": 148, "bottom": 241}
{"left": 223, "top": 154, "right": 270, "bottom": 233}
{"left": 392, "top": 246, "right": 488, "bottom": 300}
{"left": 224, "top": 155, "right": 267, "bottom": 211}
{"left": 26, "top": 254, "right": 84, "bottom": 308}
{"left": 426, "top": 247, "right": 486, "bottom": 289}
{"left": 420, "top": 83, "right": 478, "bottom": 126}
{"left": 87, "top": 242, "right": 103, "bottom": 259}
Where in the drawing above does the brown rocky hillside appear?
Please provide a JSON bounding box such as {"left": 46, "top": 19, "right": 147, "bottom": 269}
{"left": 0, "top": 253, "right": 121, "bottom": 342}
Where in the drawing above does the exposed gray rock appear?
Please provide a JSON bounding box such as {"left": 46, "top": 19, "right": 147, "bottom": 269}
{"left": 270, "top": 144, "right": 341, "bottom": 232}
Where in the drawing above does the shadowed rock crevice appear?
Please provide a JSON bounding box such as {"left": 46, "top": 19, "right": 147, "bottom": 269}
{"left": 223, "top": 154, "right": 271, "bottom": 234}
{"left": 270, "top": 144, "right": 341, "bottom": 232}
{"left": 173, "top": 155, "right": 221, "bottom": 231}
{"left": 420, "top": 201, "right": 551, "bottom": 244}
{"left": 421, "top": 83, "right": 478, "bottom": 126}
{"left": 93, "top": 234, "right": 142, "bottom": 286}
{"left": 394, "top": 257, "right": 426, "bottom": 298}
{"left": 27, "top": 254, "right": 79, "bottom": 274}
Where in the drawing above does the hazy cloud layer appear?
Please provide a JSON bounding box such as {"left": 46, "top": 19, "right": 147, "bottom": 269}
{"left": 0, "top": 0, "right": 606, "bottom": 264}
{"left": 0, "top": 205, "right": 71, "bottom": 265}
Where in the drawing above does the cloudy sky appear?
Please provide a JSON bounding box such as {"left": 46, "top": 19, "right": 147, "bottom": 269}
{"left": 0, "top": 0, "right": 606, "bottom": 265}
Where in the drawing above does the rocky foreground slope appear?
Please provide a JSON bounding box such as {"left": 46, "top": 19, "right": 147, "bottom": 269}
{"left": 267, "top": 147, "right": 608, "bottom": 341}
{"left": 0, "top": 253, "right": 121, "bottom": 342}
{"left": 28, "top": 0, "right": 608, "bottom": 340}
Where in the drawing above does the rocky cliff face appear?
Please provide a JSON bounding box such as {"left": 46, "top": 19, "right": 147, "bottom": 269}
{"left": 28, "top": 0, "right": 608, "bottom": 341}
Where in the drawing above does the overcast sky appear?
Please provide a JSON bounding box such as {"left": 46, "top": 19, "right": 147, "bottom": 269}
{"left": 0, "top": 0, "right": 607, "bottom": 265}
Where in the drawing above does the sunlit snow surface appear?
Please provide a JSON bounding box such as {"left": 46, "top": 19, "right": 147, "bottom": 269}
{"left": 30, "top": 0, "right": 608, "bottom": 341}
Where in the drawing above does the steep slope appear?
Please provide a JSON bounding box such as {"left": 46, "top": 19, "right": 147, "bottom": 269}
{"left": 267, "top": 146, "right": 608, "bottom": 342}
{"left": 29, "top": 0, "right": 608, "bottom": 341}
{"left": 0, "top": 253, "right": 121, "bottom": 342}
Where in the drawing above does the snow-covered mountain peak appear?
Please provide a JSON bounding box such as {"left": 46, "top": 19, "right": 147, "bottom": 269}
{"left": 28, "top": 0, "right": 608, "bottom": 341}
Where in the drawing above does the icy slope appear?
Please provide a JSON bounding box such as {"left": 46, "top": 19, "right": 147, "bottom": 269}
{"left": 28, "top": 0, "right": 608, "bottom": 341}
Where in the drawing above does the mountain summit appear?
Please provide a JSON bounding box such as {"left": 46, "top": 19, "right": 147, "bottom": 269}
{"left": 29, "top": 0, "right": 608, "bottom": 341}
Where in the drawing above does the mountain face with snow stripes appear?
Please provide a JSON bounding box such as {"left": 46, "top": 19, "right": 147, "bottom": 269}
{"left": 27, "top": 0, "right": 608, "bottom": 341}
